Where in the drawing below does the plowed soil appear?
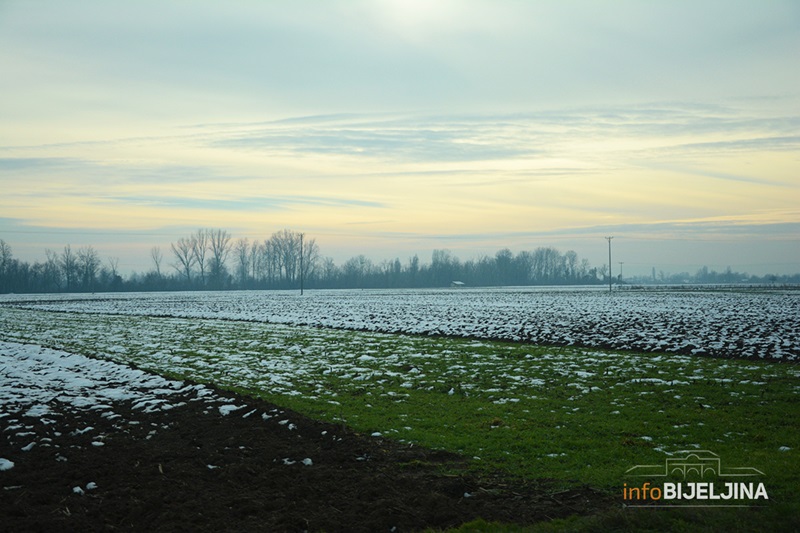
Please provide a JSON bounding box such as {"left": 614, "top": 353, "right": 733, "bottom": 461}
{"left": 1, "top": 385, "right": 613, "bottom": 532}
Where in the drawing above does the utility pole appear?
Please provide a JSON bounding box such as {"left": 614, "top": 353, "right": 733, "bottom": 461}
{"left": 299, "top": 232, "right": 304, "bottom": 296}
{"left": 605, "top": 236, "right": 613, "bottom": 292}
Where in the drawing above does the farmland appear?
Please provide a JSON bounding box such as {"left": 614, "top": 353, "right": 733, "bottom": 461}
{"left": 4, "top": 287, "right": 799, "bottom": 361}
{"left": 1, "top": 288, "right": 798, "bottom": 531}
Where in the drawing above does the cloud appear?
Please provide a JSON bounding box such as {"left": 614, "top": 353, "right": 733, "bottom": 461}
{"left": 5, "top": 1, "right": 798, "bottom": 128}
{"left": 109, "top": 195, "right": 386, "bottom": 211}
{"left": 665, "top": 136, "right": 800, "bottom": 154}
{"left": 190, "top": 106, "right": 800, "bottom": 199}
{"left": 0, "top": 157, "right": 86, "bottom": 171}
{"left": 321, "top": 217, "right": 800, "bottom": 244}
{"left": 209, "top": 115, "right": 534, "bottom": 163}
{"left": 3, "top": 104, "right": 798, "bottom": 245}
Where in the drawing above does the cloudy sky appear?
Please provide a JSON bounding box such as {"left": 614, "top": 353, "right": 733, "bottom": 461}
{"left": 1, "top": 0, "right": 799, "bottom": 276}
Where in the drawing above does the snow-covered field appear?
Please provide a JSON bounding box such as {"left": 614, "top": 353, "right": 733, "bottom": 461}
{"left": 2, "top": 309, "right": 795, "bottom": 456}
{"left": 0, "top": 341, "right": 301, "bottom": 473}
{"left": 1, "top": 295, "right": 797, "bottom": 504}
{"left": 2, "top": 287, "right": 797, "bottom": 361}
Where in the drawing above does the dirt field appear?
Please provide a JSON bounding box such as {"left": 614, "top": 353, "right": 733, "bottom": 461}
{"left": 1, "top": 384, "right": 613, "bottom": 532}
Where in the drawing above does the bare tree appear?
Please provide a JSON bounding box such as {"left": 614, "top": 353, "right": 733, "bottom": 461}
{"left": 320, "top": 257, "right": 337, "bottom": 284}
{"left": 563, "top": 250, "right": 579, "bottom": 281}
{"left": 342, "top": 255, "right": 373, "bottom": 286}
{"left": 208, "top": 228, "right": 232, "bottom": 288}
{"left": 300, "top": 235, "right": 320, "bottom": 282}
{"left": 270, "top": 229, "right": 300, "bottom": 283}
{"left": 262, "top": 238, "right": 278, "bottom": 285}
{"left": 0, "top": 239, "right": 11, "bottom": 292}
{"left": 107, "top": 257, "right": 119, "bottom": 278}
{"left": 150, "top": 246, "right": 163, "bottom": 277}
{"left": 234, "top": 237, "right": 250, "bottom": 287}
{"left": 531, "top": 247, "right": 561, "bottom": 282}
{"left": 60, "top": 245, "right": 78, "bottom": 291}
{"left": 0, "top": 239, "right": 10, "bottom": 274}
{"left": 171, "top": 237, "right": 196, "bottom": 284}
{"left": 44, "top": 249, "right": 62, "bottom": 290}
{"left": 192, "top": 229, "right": 208, "bottom": 286}
{"left": 77, "top": 246, "right": 101, "bottom": 291}
{"left": 514, "top": 251, "right": 534, "bottom": 284}
{"left": 249, "top": 240, "right": 262, "bottom": 285}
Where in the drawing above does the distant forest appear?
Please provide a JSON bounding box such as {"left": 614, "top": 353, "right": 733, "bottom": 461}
{"left": 0, "top": 229, "right": 798, "bottom": 294}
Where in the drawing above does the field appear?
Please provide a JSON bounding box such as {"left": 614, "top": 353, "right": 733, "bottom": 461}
{"left": 1, "top": 288, "right": 798, "bottom": 531}
{"left": 5, "top": 287, "right": 798, "bottom": 361}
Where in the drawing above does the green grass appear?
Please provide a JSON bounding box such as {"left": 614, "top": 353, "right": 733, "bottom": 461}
{"left": 1, "top": 307, "right": 797, "bottom": 531}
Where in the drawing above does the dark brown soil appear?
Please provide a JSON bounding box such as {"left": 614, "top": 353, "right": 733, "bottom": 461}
{"left": 1, "top": 385, "right": 613, "bottom": 532}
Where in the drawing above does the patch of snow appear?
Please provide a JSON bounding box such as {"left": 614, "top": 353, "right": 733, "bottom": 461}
{"left": 24, "top": 405, "right": 51, "bottom": 417}
{"left": 218, "top": 405, "right": 243, "bottom": 416}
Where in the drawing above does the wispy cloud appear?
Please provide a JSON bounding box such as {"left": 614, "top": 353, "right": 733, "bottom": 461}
{"left": 109, "top": 195, "right": 386, "bottom": 211}
{"left": 198, "top": 106, "right": 800, "bottom": 167}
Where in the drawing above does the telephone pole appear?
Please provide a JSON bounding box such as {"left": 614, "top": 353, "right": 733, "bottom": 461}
{"left": 299, "top": 232, "right": 304, "bottom": 296}
{"left": 605, "top": 236, "right": 613, "bottom": 292}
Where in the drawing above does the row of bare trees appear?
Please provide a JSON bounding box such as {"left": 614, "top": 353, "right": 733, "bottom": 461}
{"left": 0, "top": 240, "right": 122, "bottom": 294}
{"left": 7, "top": 232, "right": 799, "bottom": 294}
{"left": 1, "top": 233, "right": 600, "bottom": 293}
{"left": 164, "top": 228, "right": 234, "bottom": 288}
{"left": 28, "top": 230, "right": 792, "bottom": 293}
{"left": 230, "top": 229, "right": 320, "bottom": 289}
{"left": 142, "top": 229, "right": 320, "bottom": 290}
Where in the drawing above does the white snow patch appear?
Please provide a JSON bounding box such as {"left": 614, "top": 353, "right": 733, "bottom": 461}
{"left": 218, "top": 405, "right": 244, "bottom": 416}
{"left": 24, "top": 405, "right": 51, "bottom": 417}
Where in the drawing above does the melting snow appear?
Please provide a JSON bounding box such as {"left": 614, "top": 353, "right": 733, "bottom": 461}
{"left": 4, "top": 289, "right": 797, "bottom": 361}
{"left": 218, "top": 405, "right": 244, "bottom": 416}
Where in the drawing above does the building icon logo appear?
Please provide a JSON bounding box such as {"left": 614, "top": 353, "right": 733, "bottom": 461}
{"left": 626, "top": 450, "right": 764, "bottom": 479}
{"left": 622, "top": 450, "right": 768, "bottom": 505}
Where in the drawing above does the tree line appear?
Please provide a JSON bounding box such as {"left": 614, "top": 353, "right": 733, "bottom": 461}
{"left": 0, "top": 228, "right": 607, "bottom": 293}
{"left": 2, "top": 230, "right": 797, "bottom": 294}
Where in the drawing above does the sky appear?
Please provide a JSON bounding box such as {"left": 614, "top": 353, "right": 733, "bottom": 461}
{"left": 1, "top": 0, "right": 799, "bottom": 277}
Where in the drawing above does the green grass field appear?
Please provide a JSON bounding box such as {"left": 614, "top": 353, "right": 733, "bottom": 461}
{"left": 1, "top": 307, "right": 797, "bottom": 531}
